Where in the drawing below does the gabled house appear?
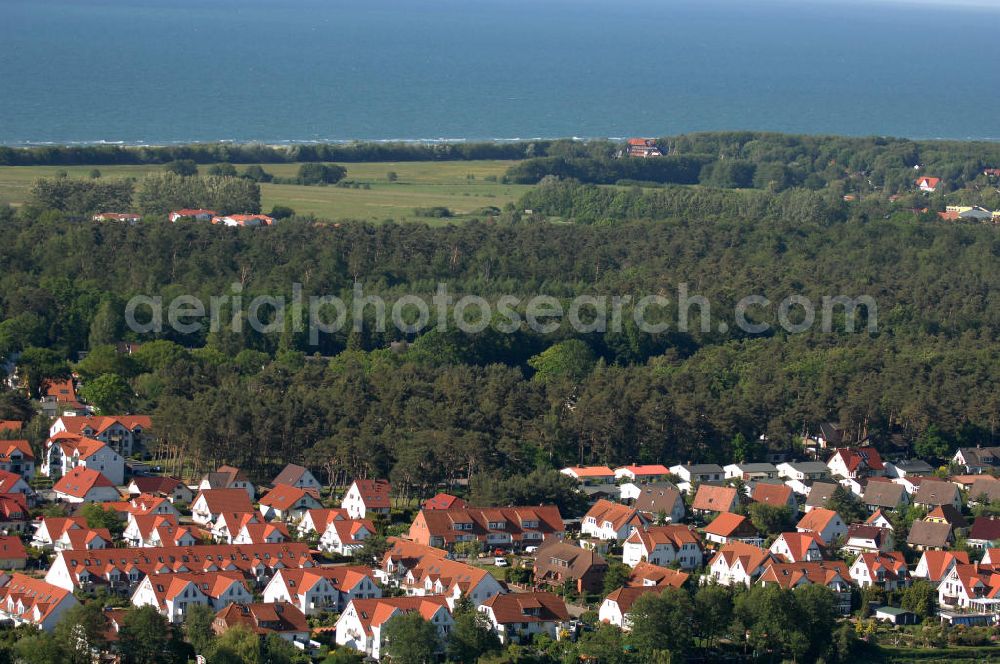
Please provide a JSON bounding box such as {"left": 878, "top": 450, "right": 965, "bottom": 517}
{"left": 706, "top": 542, "right": 775, "bottom": 587}
{"left": 319, "top": 518, "right": 376, "bottom": 555}
{"left": 191, "top": 488, "right": 254, "bottom": 526}
{"left": 913, "top": 550, "right": 969, "bottom": 584}
{"left": 599, "top": 585, "right": 666, "bottom": 630}
{"left": 169, "top": 209, "right": 216, "bottom": 222}
{"left": 271, "top": 464, "right": 321, "bottom": 492}
{"left": 45, "top": 542, "right": 315, "bottom": 593}
{"left": 212, "top": 601, "right": 309, "bottom": 645}
{"left": 0, "top": 574, "right": 79, "bottom": 631}
{"left": 622, "top": 525, "right": 702, "bottom": 569}
{"left": 776, "top": 462, "right": 830, "bottom": 482}
{"left": 342, "top": 479, "right": 391, "bottom": 519}
{"left": 0, "top": 440, "right": 35, "bottom": 480}
{"left": 402, "top": 556, "right": 504, "bottom": 608}
{"left": 335, "top": 596, "right": 452, "bottom": 660}
{"left": 757, "top": 561, "right": 853, "bottom": 613}
{"left": 31, "top": 516, "right": 88, "bottom": 549}
{"left": 750, "top": 483, "right": 797, "bottom": 511}
{"left": 626, "top": 561, "right": 689, "bottom": 589}
{"left": 865, "top": 509, "right": 894, "bottom": 530}
{"left": 968, "top": 517, "right": 1000, "bottom": 550}
{"left": 803, "top": 482, "right": 838, "bottom": 512}
{"left": 0, "top": 494, "right": 30, "bottom": 533}
{"left": 297, "top": 508, "right": 348, "bottom": 538}
{"left": 884, "top": 460, "right": 934, "bottom": 478}
{"left": 127, "top": 476, "right": 193, "bottom": 504}
{"left": 827, "top": 447, "right": 884, "bottom": 480}
{"left": 43, "top": 434, "right": 124, "bottom": 485}
{"left": 724, "top": 463, "right": 779, "bottom": 481}
{"left": 916, "top": 176, "right": 940, "bottom": 193}
{"left": 479, "top": 592, "right": 569, "bottom": 645}
{"left": 913, "top": 479, "right": 962, "bottom": 511}
{"left": 582, "top": 499, "right": 649, "bottom": 541}
{"left": 938, "top": 563, "right": 1000, "bottom": 610}
{"left": 952, "top": 447, "right": 1000, "bottom": 474}
{"left": 422, "top": 493, "right": 466, "bottom": 511}
{"left": 258, "top": 484, "right": 322, "bottom": 522}
{"left": 233, "top": 522, "right": 289, "bottom": 546}
{"left": 123, "top": 514, "right": 197, "bottom": 548}
{"left": 533, "top": 540, "right": 608, "bottom": 594}
{"left": 632, "top": 483, "right": 685, "bottom": 523}
{"left": 131, "top": 571, "right": 252, "bottom": 623}
{"left": 53, "top": 467, "right": 119, "bottom": 503}
{"left": 560, "top": 466, "right": 615, "bottom": 485}
{"left": 0, "top": 470, "right": 32, "bottom": 498}
{"left": 263, "top": 566, "right": 380, "bottom": 615}
{"left": 703, "top": 512, "right": 762, "bottom": 547}
{"left": 862, "top": 480, "right": 908, "bottom": 512}
{"left": 408, "top": 506, "right": 564, "bottom": 551}
{"left": 967, "top": 477, "right": 1000, "bottom": 505}
{"left": 54, "top": 526, "right": 111, "bottom": 552}
{"left": 691, "top": 485, "right": 739, "bottom": 515}
{"left": 199, "top": 466, "right": 255, "bottom": 500}
{"left": 769, "top": 532, "right": 824, "bottom": 563}
{"left": 212, "top": 512, "right": 260, "bottom": 544}
{"left": 924, "top": 504, "right": 967, "bottom": 531}
{"left": 0, "top": 536, "right": 27, "bottom": 569}
{"left": 850, "top": 551, "right": 909, "bottom": 591}
{"left": 50, "top": 415, "right": 151, "bottom": 459}
{"left": 796, "top": 508, "right": 847, "bottom": 544}
{"left": 669, "top": 464, "right": 724, "bottom": 488}
{"left": 613, "top": 465, "right": 671, "bottom": 483}
{"left": 842, "top": 524, "right": 894, "bottom": 555}
{"left": 906, "top": 520, "right": 953, "bottom": 551}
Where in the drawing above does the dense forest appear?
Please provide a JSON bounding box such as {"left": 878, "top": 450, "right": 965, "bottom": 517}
{"left": 2, "top": 165, "right": 1000, "bottom": 485}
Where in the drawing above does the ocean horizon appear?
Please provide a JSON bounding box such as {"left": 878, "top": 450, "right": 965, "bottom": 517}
{"left": 2, "top": 0, "right": 999, "bottom": 146}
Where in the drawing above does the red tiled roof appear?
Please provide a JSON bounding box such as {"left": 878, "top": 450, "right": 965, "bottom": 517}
{"left": 692, "top": 485, "right": 737, "bottom": 512}
{"left": 751, "top": 483, "right": 793, "bottom": 507}
{"left": 920, "top": 550, "right": 970, "bottom": 582}
{"left": 704, "top": 512, "right": 756, "bottom": 539}
{"left": 0, "top": 574, "right": 74, "bottom": 625}
{"left": 351, "top": 479, "right": 391, "bottom": 509}
{"left": 53, "top": 467, "right": 115, "bottom": 498}
{"left": 195, "top": 489, "right": 253, "bottom": 515}
{"left": 422, "top": 493, "right": 466, "bottom": 510}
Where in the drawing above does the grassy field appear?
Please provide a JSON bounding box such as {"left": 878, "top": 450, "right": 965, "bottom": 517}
{"left": 0, "top": 160, "right": 531, "bottom": 223}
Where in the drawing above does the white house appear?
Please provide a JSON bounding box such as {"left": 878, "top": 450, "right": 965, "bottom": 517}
{"left": 263, "top": 566, "right": 381, "bottom": 615}
{"left": 622, "top": 525, "right": 702, "bottom": 569}
{"left": 272, "top": 463, "right": 322, "bottom": 491}
{"left": 335, "top": 596, "right": 452, "bottom": 660}
{"left": 49, "top": 415, "right": 151, "bottom": 459}
{"left": 43, "top": 435, "right": 124, "bottom": 485}
{"left": 52, "top": 467, "right": 120, "bottom": 503}
{"left": 130, "top": 572, "right": 251, "bottom": 623}
{"left": 191, "top": 488, "right": 253, "bottom": 526}
{"left": 319, "top": 518, "right": 376, "bottom": 555}
{"left": 342, "top": 479, "right": 391, "bottom": 519}
{"left": 796, "top": 508, "right": 848, "bottom": 544}
{"left": 0, "top": 574, "right": 79, "bottom": 631}
{"left": 582, "top": 500, "right": 649, "bottom": 541}
{"left": 769, "top": 532, "right": 824, "bottom": 563}
{"left": 706, "top": 542, "right": 774, "bottom": 587}
{"left": 478, "top": 592, "right": 569, "bottom": 645}
{"left": 258, "top": 484, "right": 322, "bottom": 522}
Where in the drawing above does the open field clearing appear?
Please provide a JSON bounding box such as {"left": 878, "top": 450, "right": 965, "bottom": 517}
{"left": 0, "top": 160, "right": 531, "bottom": 223}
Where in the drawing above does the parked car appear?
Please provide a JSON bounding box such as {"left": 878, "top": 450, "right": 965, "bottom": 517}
{"left": 494, "top": 557, "right": 509, "bottom": 567}
{"left": 525, "top": 546, "right": 539, "bottom": 554}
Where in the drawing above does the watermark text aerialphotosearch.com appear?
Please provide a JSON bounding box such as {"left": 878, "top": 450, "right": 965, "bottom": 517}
{"left": 125, "top": 283, "right": 877, "bottom": 344}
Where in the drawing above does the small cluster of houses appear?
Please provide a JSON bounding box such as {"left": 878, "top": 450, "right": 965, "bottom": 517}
{"left": 556, "top": 444, "right": 1000, "bottom": 628}
{"left": 937, "top": 205, "right": 1000, "bottom": 223}
{"left": 92, "top": 210, "right": 276, "bottom": 227}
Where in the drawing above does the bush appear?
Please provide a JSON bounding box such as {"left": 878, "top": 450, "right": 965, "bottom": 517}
{"left": 413, "top": 206, "right": 452, "bottom": 218}
{"left": 297, "top": 163, "right": 347, "bottom": 185}
{"left": 163, "top": 159, "right": 199, "bottom": 176}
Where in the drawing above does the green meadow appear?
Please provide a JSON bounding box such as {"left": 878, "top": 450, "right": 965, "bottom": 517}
{"left": 0, "top": 160, "right": 531, "bottom": 223}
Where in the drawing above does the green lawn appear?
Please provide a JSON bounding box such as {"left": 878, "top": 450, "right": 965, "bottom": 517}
{"left": 0, "top": 160, "right": 530, "bottom": 223}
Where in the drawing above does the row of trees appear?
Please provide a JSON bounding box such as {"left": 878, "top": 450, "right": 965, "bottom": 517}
{"left": 27, "top": 172, "right": 261, "bottom": 216}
